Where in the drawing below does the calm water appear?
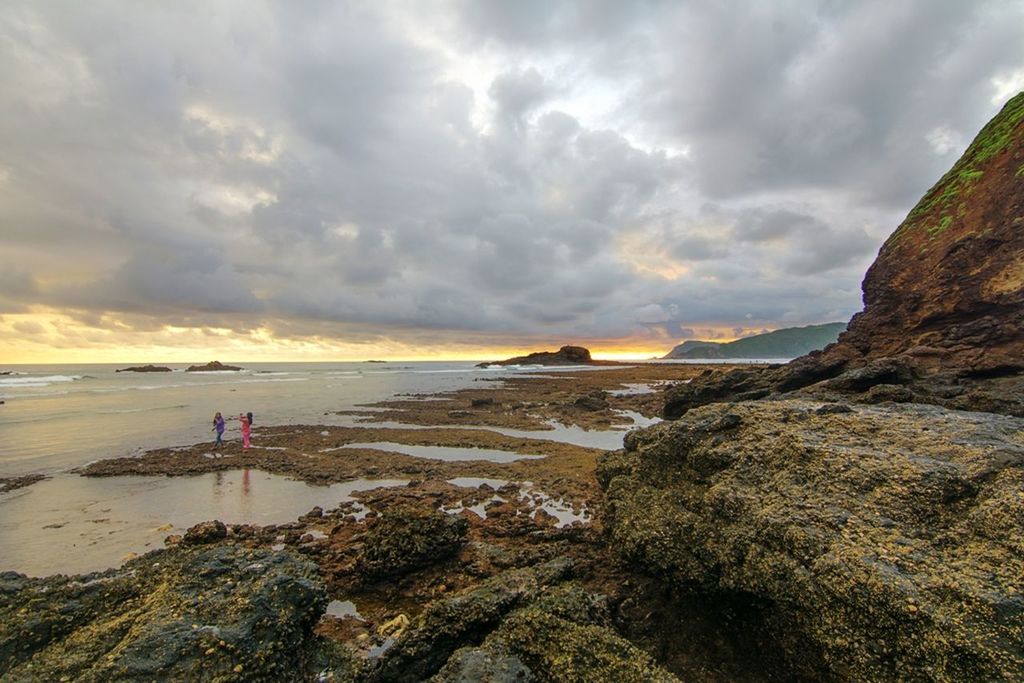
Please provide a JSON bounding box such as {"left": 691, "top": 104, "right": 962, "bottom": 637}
{"left": 0, "top": 361, "right": 557, "bottom": 477}
{"left": 0, "top": 471, "right": 407, "bottom": 576}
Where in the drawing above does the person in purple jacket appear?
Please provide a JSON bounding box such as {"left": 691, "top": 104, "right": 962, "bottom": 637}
{"left": 212, "top": 412, "right": 225, "bottom": 449}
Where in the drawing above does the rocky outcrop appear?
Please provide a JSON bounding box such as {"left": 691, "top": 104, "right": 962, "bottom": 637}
{"left": 358, "top": 506, "right": 469, "bottom": 579}
{"left": 478, "top": 345, "right": 596, "bottom": 366}
{"left": 664, "top": 93, "right": 1024, "bottom": 419}
{"left": 356, "top": 558, "right": 679, "bottom": 683}
{"left": 0, "top": 474, "right": 47, "bottom": 494}
{"left": 115, "top": 364, "right": 172, "bottom": 373}
{"left": 663, "top": 356, "right": 1024, "bottom": 419}
{"left": 839, "top": 92, "right": 1023, "bottom": 375}
{"left": 802, "top": 93, "right": 1024, "bottom": 380}
{"left": 599, "top": 399, "right": 1024, "bottom": 681}
{"left": 0, "top": 544, "right": 328, "bottom": 681}
{"left": 186, "top": 360, "right": 244, "bottom": 372}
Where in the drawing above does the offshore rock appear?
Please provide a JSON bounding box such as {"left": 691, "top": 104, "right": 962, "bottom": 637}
{"left": 599, "top": 400, "right": 1024, "bottom": 681}
{"left": 115, "top": 364, "right": 172, "bottom": 373}
{"left": 478, "top": 345, "right": 596, "bottom": 367}
{"left": 0, "top": 544, "right": 327, "bottom": 681}
{"left": 185, "top": 360, "right": 244, "bottom": 372}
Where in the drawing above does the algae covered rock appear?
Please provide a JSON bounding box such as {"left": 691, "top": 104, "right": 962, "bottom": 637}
{"left": 599, "top": 399, "right": 1024, "bottom": 681}
{"left": 182, "top": 519, "right": 228, "bottom": 545}
{"left": 358, "top": 506, "right": 469, "bottom": 579}
{"left": 352, "top": 557, "right": 680, "bottom": 683}
{"left": 0, "top": 544, "right": 328, "bottom": 681}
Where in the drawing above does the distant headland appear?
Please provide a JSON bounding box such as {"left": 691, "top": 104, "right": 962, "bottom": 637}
{"left": 662, "top": 322, "right": 846, "bottom": 360}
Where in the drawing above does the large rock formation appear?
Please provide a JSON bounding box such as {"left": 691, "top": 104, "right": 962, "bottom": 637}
{"left": 599, "top": 400, "right": 1024, "bottom": 681}
{"left": 626, "top": 94, "right": 1024, "bottom": 681}
{"left": 806, "top": 92, "right": 1023, "bottom": 378}
{"left": 664, "top": 93, "right": 1024, "bottom": 419}
{"left": 835, "top": 92, "right": 1023, "bottom": 375}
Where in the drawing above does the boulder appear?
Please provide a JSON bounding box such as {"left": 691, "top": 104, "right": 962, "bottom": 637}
{"left": 358, "top": 506, "right": 469, "bottom": 579}
{"left": 181, "top": 519, "right": 227, "bottom": 545}
{"left": 0, "top": 545, "right": 327, "bottom": 681}
{"left": 599, "top": 399, "right": 1024, "bottom": 681}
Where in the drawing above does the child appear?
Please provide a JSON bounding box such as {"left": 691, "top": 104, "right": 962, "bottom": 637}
{"left": 240, "top": 412, "right": 251, "bottom": 450}
{"left": 212, "top": 412, "right": 225, "bottom": 448}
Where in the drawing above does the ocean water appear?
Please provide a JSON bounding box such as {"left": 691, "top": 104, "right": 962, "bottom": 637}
{"left": 0, "top": 361, "right": 560, "bottom": 477}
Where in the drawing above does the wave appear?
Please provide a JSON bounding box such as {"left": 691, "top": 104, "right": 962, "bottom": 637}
{"left": 0, "top": 375, "right": 83, "bottom": 388}
{"left": 183, "top": 370, "right": 254, "bottom": 375}
{"left": 97, "top": 404, "right": 190, "bottom": 414}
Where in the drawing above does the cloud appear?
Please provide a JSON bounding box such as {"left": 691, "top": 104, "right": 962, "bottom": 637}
{"left": 0, "top": 0, "right": 1021, "bottom": 356}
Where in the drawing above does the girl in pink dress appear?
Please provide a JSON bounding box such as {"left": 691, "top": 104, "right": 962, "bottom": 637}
{"left": 240, "top": 412, "right": 251, "bottom": 449}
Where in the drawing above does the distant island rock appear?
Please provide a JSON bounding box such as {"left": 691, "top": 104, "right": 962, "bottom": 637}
{"left": 478, "top": 345, "right": 600, "bottom": 367}
{"left": 662, "top": 322, "right": 846, "bottom": 360}
{"left": 185, "top": 361, "right": 244, "bottom": 373}
{"left": 116, "top": 365, "right": 172, "bottom": 373}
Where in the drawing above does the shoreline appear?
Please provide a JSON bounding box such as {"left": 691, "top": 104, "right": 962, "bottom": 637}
{"left": 3, "top": 362, "right": 781, "bottom": 681}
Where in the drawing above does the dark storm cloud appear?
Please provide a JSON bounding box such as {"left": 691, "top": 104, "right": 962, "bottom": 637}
{"left": 0, "top": 0, "right": 1021, "bottom": 349}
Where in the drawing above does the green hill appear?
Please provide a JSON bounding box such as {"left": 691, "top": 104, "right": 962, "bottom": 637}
{"left": 662, "top": 322, "right": 847, "bottom": 360}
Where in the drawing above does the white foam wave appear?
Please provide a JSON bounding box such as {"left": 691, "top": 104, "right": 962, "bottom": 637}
{"left": 0, "top": 375, "right": 83, "bottom": 388}
{"left": 97, "top": 404, "right": 189, "bottom": 414}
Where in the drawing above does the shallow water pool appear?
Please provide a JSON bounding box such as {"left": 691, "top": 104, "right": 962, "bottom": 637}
{"left": 0, "top": 471, "right": 406, "bottom": 576}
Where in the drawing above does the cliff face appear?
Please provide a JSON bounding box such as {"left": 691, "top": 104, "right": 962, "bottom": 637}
{"left": 664, "top": 94, "right": 1024, "bottom": 419}
{"left": 832, "top": 92, "right": 1024, "bottom": 375}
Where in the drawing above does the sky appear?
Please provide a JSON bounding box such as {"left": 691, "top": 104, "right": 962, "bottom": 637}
{"left": 2, "top": 1, "right": 1023, "bottom": 362}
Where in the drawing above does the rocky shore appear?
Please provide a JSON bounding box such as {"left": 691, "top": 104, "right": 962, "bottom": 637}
{"left": 2, "top": 94, "right": 1022, "bottom": 681}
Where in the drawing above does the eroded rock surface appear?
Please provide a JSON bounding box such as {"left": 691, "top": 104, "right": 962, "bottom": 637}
{"left": 0, "top": 545, "right": 327, "bottom": 681}
{"left": 834, "top": 92, "right": 1024, "bottom": 375}
{"left": 599, "top": 400, "right": 1024, "bottom": 681}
